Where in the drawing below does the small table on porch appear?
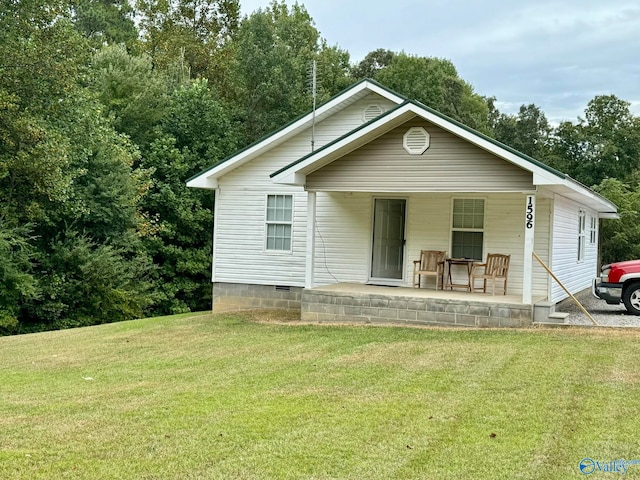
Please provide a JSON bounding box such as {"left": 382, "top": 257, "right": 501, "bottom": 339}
{"left": 445, "top": 258, "right": 476, "bottom": 292}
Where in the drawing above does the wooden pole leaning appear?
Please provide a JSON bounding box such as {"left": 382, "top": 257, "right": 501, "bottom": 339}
{"left": 532, "top": 252, "right": 599, "bottom": 327}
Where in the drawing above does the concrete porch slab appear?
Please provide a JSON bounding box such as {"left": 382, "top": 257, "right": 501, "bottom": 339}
{"left": 313, "top": 283, "right": 535, "bottom": 304}
{"left": 302, "top": 283, "right": 545, "bottom": 328}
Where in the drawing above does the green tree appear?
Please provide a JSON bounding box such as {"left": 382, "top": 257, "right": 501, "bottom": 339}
{"left": 71, "top": 0, "right": 138, "bottom": 47}
{"left": 315, "top": 41, "right": 355, "bottom": 100}
{"left": 1, "top": 1, "right": 156, "bottom": 332}
{"left": 488, "top": 101, "right": 551, "bottom": 159}
{"left": 0, "top": 225, "right": 38, "bottom": 334}
{"left": 594, "top": 178, "right": 640, "bottom": 264}
{"left": 229, "top": 1, "right": 351, "bottom": 142}
{"left": 136, "top": 0, "right": 240, "bottom": 79}
{"left": 352, "top": 48, "right": 395, "bottom": 79}
{"left": 91, "top": 44, "right": 171, "bottom": 147}
{"left": 371, "top": 52, "right": 490, "bottom": 132}
{"left": 548, "top": 95, "right": 640, "bottom": 187}
{"left": 140, "top": 79, "right": 238, "bottom": 314}
{"left": 0, "top": 1, "right": 84, "bottom": 226}
{"left": 26, "top": 231, "right": 154, "bottom": 331}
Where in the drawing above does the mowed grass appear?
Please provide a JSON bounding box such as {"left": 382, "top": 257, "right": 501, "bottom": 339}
{"left": 2, "top": 313, "right": 640, "bottom": 479}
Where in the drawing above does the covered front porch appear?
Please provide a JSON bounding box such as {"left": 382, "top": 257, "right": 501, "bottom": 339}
{"left": 302, "top": 283, "right": 548, "bottom": 327}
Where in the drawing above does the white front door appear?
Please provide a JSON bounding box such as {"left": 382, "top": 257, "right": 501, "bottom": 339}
{"left": 371, "top": 198, "right": 406, "bottom": 281}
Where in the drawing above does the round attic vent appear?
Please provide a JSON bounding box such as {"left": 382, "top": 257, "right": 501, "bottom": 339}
{"left": 403, "top": 127, "right": 430, "bottom": 155}
{"left": 363, "top": 104, "right": 383, "bottom": 122}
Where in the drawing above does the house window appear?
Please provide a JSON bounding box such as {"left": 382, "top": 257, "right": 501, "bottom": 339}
{"left": 451, "top": 199, "right": 484, "bottom": 260}
{"left": 266, "top": 194, "right": 293, "bottom": 251}
{"left": 590, "top": 216, "right": 597, "bottom": 245}
{"left": 578, "top": 209, "right": 586, "bottom": 262}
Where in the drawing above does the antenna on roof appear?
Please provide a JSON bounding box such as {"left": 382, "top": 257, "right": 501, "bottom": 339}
{"left": 308, "top": 60, "right": 317, "bottom": 152}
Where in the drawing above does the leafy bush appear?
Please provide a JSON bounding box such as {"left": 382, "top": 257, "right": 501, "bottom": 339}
{"left": 0, "top": 224, "right": 38, "bottom": 335}
{"left": 22, "top": 231, "right": 154, "bottom": 332}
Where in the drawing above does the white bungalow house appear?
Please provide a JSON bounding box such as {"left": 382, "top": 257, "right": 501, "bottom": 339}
{"left": 187, "top": 79, "right": 618, "bottom": 326}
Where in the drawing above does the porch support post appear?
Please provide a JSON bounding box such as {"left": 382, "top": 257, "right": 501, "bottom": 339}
{"left": 305, "top": 191, "right": 316, "bottom": 289}
{"left": 522, "top": 194, "right": 536, "bottom": 304}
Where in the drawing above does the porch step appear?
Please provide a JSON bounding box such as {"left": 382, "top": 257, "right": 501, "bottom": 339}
{"left": 533, "top": 301, "right": 570, "bottom": 324}
{"left": 532, "top": 311, "right": 570, "bottom": 328}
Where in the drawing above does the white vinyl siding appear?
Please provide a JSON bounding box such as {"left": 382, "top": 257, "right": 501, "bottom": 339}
{"left": 550, "top": 195, "right": 598, "bottom": 302}
{"left": 306, "top": 120, "right": 533, "bottom": 192}
{"left": 532, "top": 196, "right": 552, "bottom": 298}
{"left": 212, "top": 94, "right": 395, "bottom": 286}
{"left": 312, "top": 94, "right": 396, "bottom": 149}
{"left": 310, "top": 192, "right": 551, "bottom": 297}
{"left": 313, "top": 192, "right": 372, "bottom": 285}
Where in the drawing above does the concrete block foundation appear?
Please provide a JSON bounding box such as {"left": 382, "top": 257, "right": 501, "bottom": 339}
{"left": 212, "top": 282, "right": 303, "bottom": 312}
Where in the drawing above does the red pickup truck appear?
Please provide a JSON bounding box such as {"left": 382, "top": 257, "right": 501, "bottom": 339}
{"left": 593, "top": 260, "right": 640, "bottom": 315}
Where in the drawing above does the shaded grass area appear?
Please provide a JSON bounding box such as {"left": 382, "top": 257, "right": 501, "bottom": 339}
{"left": 2, "top": 312, "right": 640, "bottom": 479}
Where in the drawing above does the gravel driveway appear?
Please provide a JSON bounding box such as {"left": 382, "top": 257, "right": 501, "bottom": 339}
{"left": 555, "top": 288, "right": 640, "bottom": 327}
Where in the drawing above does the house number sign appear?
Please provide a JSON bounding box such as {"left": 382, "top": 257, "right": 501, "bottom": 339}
{"left": 525, "top": 195, "right": 535, "bottom": 229}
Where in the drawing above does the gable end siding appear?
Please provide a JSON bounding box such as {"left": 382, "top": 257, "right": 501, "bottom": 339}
{"left": 212, "top": 94, "right": 396, "bottom": 286}
{"left": 306, "top": 120, "right": 534, "bottom": 192}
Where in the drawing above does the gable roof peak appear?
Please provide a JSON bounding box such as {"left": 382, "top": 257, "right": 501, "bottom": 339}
{"left": 186, "top": 78, "right": 406, "bottom": 189}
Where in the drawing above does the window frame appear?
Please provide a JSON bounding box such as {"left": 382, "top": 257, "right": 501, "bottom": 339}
{"left": 264, "top": 194, "right": 294, "bottom": 253}
{"left": 577, "top": 209, "right": 586, "bottom": 262}
{"left": 589, "top": 215, "right": 597, "bottom": 245}
{"left": 450, "top": 198, "right": 485, "bottom": 261}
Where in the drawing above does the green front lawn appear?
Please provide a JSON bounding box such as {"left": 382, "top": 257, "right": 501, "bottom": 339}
{"left": 1, "top": 313, "right": 639, "bottom": 479}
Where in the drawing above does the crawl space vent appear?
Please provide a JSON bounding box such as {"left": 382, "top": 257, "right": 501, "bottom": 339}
{"left": 363, "top": 104, "right": 383, "bottom": 122}
{"left": 403, "top": 127, "right": 430, "bottom": 155}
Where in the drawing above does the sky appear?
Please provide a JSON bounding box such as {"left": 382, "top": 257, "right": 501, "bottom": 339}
{"left": 239, "top": 0, "right": 640, "bottom": 124}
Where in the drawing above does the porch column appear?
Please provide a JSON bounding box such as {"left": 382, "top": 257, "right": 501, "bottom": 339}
{"left": 305, "top": 191, "right": 316, "bottom": 288}
{"left": 522, "top": 194, "right": 536, "bottom": 304}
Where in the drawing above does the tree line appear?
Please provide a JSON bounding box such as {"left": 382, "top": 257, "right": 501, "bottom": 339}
{"left": 2, "top": 0, "right": 639, "bottom": 334}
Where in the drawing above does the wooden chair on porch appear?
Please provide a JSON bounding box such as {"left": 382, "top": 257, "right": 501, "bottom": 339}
{"left": 413, "top": 250, "right": 446, "bottom": 290}
{"left": 470, "top": 253, "right": 511, "bottom": 295}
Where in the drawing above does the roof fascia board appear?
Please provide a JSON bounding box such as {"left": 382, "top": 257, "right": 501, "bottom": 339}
{"left": 561, "top": 177, "right": 618, "bottom": 213}
{"left": 186, "top": 175, "right": 219, "bottom": 189}
{"left": 186, "top": 79, "right": 405, "bottom": 189}
{"left": 363, "top": 79, "right": 406, "bottom": 104}
{"left": 409, "top": 101, "right": 567, "bottom": 183}
{"left": 411, "top": 101, "right": 566, "bottom": 179}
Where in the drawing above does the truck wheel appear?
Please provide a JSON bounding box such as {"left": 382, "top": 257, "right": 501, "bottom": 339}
{"left": 622, "top": 283, "right": 640, "bottom": 315}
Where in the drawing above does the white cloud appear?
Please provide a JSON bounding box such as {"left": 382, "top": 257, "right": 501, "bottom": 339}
{"left": 238, "top": 0, "right": 640, "bottom": 122}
